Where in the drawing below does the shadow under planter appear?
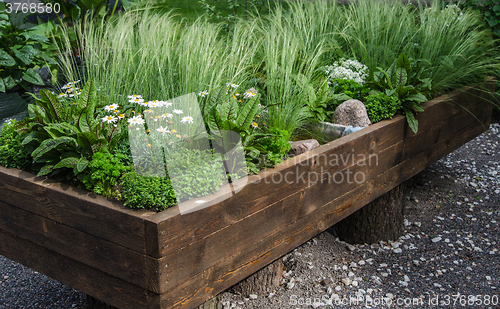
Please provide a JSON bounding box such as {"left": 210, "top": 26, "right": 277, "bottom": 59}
{"left": 0, "top": 79, "right": 495, "bottom": 309}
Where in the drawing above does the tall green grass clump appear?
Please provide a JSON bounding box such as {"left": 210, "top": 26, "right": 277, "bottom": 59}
{"left": 341, "top": 0, "right": 418, "bottom": 76}
{"left": 56, "top": 8, "right": 259, "bottom": 108}
{"left": 256, "top": 3, "right": 335, "bottom": 135}
{"left": 414, "top": 1, "right": 499, "bottom": 93}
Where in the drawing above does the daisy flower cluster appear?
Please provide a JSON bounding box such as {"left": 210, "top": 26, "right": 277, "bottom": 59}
{"left": 324, "top": 58, "right": 368, "bottom": 85}
{"left": 54, "top": 80, "right": 82, "bottom": 98}
{"left": 123, "top": 94, "right": 195, "bottom": 143}
{"left": 101, "top": 103, "right": 126, "bottom": 124}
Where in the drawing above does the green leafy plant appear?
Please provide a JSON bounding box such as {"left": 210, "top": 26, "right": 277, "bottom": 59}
{"left": 199, "top": 0, "right": 267, "bottom": 31}
{"left": 370, "top": 53, "right": 432, "bottom": 133}
{"left": 120, "top": 171, "right": 177, "bottom": 211}
{"left": 14, "top": 79, "right": 122, "bottom": 180}
{"left": 327, "top": 79, "right": 370, "bottom": 113}
{"left": 0, "top": 120, "right": 30, "bottom": 169}
{"left": 442, "top": 0, "right": 500, "bottom": 38}
{"left": 83, "top": 150, "right": 130, "bottom": 198}
{"left": 258, "top": 127, "right": 291, "bottom": 167}
{"left": 364, "top": 92, "right": 402, "bottom": 123}
{"left": 0, "top": 3, "right": 57, "bottom": 92}
{"left": 205, "top": 86, "right": 290, "bottom": 173}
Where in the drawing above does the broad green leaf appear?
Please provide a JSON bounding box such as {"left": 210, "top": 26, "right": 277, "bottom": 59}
{"left": 376, "top": 67, "right": 393, "bottom": 89}
{"left": 0, "top": 78, "right": 4, "bottom": 92}
{"left": 37, "top": 164, "right": 54, "bottom": 177}
{"left": 76, "top": 131, "right": 98, "bottom": 156}
{"left": 3, "top": 76, "right": 17, "bottom": 90}
{"left": 397, "top": 53, "right": 411, "bottom": 73}
{"left": 488, "top": 18, "right": 498, "bottom": 27}
{"left": 28, "top": 103, "right": 45, "bottom": 118}
{"left": 38, "top": 89, "right": 65, "bottom": 122}
{"left": 21, "top": 132, "right": 39, "bottom": 145}
{"left": 236, "top": 96, "right": 259, "bottom": 129}
{"left": 218, "top": 99, "right": 238, "bottom": 122}
{"left": 11, "top": 45, "right": 40, "bottom": 66}
{"left": 40, "top": 53, "right": 57, "bottom": 65}
{"left": 76, "top": 79, "right": 97, "bottom": 113}
{"left": 0, "top": 48, "right": 15, "bottom": 66}
{"left": 392, "top": 54, "right": 410, "bottom": 88}
{"left": 406, "top": 93, "right": 428, "bottom": 103}
{"left": 22, "top": 32, "right": 49, "bottom": 44}
{"left": 32, "top": 136, "right": 77, "bottom": 161}
{"left": 208, "top": 107, "right": 225, "bottom": 136}
{"left": 405, "top": 110, "right": 418, "bottom": 134}
{"left": 77, "top": 157, "right": 90, "bottom": 173}
{"left": 53, "top": 156, "right": 79, "bottom": 169}
{"left": 22, "top": 68, "right": 44, "bottom": 85}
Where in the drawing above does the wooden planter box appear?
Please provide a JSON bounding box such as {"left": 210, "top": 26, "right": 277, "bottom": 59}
{"left": 0, "top": 80, "right": 494, "bottom": 308}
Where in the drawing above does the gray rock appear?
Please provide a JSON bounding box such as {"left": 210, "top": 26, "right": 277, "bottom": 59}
{"left": 289, "top": 139, "right": 320, "bottom": 155}
{"left": 333, "top": 99, "right": 371, "bottom": 127}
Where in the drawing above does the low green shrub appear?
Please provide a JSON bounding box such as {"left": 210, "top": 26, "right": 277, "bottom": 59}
{"left": 120, "top": 171, "right": 177, "bottom": 211}
{"left": 0, "top": 120, "right": 30, "bottom": 169}
{"left": 83, "top": 150, "right": 130, "bottom": 199}
{"left": 364, "top": 93, "right": 402, "bottom": 123}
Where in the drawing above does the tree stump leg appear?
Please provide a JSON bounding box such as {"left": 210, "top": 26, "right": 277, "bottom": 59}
{"left": 86, "top": 295, "right": 118, "bottom": 309}
{"left": 334, "top": 183, "right": 405, "bottom": 244}
{"left": 197, "top": 294, "right": 223, "bottom": 309}
{"left": 230, "top": 258, "right": 284, "bottom": 297}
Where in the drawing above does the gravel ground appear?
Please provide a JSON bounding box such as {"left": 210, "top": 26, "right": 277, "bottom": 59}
{"left": 1, "top": 121, "right": 499, "bottom": 309}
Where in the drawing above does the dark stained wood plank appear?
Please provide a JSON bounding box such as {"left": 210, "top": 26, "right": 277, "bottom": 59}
{"left": 0, "top": 229, "right": 159, "bottom": 309}
{"left": 0, "top": 200, "right": 163, "bottom": 293}
{"left": 162, "top": 121, "right": 489, "bottom": 308}
{"left": 0, "top": 167, "right": 155, "bottom": 253}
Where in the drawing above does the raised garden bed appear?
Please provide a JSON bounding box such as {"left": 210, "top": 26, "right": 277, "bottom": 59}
{"left": 0, "top": 80, "right": 495, "bottom": 309}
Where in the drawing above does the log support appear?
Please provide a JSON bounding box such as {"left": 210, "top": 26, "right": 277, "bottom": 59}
{"left": 334, "top": 182, "right": 406, "bottom": 244}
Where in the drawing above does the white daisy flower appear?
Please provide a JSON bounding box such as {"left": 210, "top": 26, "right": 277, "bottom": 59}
{"left": 173, "top": 109, "right": 183, "bottom": 114}
{"left": 129, "top": 97, "right": 145, "bottom": 104}
{"left": 162, "top": 113, "right": 173, "bottom": 119}
{"left": 198, "top": 90, "right": 209, "bottom": 97}
{"left": 104, "top": 104, "right": 119, "bottom": 111}
{"left": 244, "top": 91, "right": 256, "bottom": 98}
{"left": 101, "top": 115, "right": 118, "bottom": 124}
{"left": 148, "top": 100, "right": 161, "bottom": 108}
{"left": 127, "top": 94, "right": 143, "bottom": 99}
{"left": 226, "top": 82, "right": 239, "bottom": 88}
{"left": 251, "top": 122, "right": 258, "bottom": 128}
{"left": 158, "top": 101, "right": 173, "bottom": 108}
{"left": 181, "top": 116, "right": 194, "bottom": 124}
{"left": 127, "top": 116, "right": 145, "bottom": 125}
{"left": 118, "top": 114, "right": 125, "bottom": 119}
{"left": 57, "top": 93, "right": 68, "bottom": 98}
{"left": 156, "top": 126, "right": 169, "bottom": 135}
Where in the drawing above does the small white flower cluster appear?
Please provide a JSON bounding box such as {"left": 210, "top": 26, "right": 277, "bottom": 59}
{"left": 324, "top": 58, "right": 368, "bottom": 85}
{"left": 54, "top": 80, "right": 82, "bottom": 98}
{"left": 122, "top": 93, "right": 193, "bottom": 141}
{"left": 127, "top": 95, "right": 173, "bottom": 108}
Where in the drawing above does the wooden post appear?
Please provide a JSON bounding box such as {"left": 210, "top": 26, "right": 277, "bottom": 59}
{"left": 86, "top": 295, "right": 118, "bottom": 309}
{"left": 334, "top": 183, "right": 405, "bottom": 244}
{"left": 230, "top": 258, "right": 284, "bottom": 297}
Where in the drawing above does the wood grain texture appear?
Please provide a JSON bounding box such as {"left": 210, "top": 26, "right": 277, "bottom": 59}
{"left": 0, "top": 200, "right": 163, "bottom": 293}
{"left": 0, "top": 229, "right": 160, "bottom": 309}
{"left": 0, "top": 167, "right": 155, "bottom": 253}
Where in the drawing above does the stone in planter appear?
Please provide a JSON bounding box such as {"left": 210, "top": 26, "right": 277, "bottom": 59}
{"left": 333, "top": 99, "right": 371, "bottom": 127}
{"left": 289, "top": 139, "right": 320, "bottom": 155}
